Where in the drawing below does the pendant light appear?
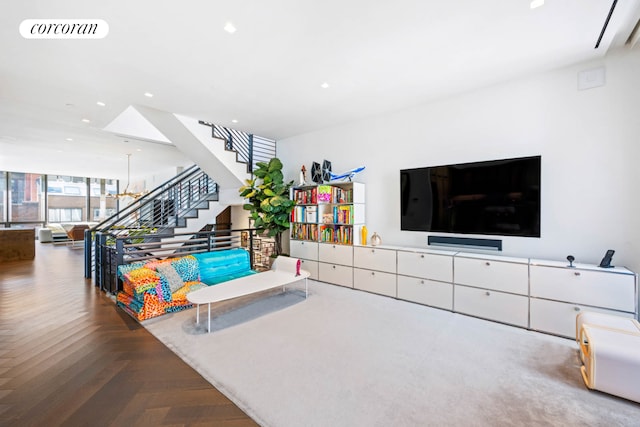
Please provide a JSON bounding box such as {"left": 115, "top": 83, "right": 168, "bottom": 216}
{"left": 112, "top": 153, "right": 147, "bottom": 199}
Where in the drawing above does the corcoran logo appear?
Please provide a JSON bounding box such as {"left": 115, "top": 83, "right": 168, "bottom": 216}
{"left": 19, "top": 19, "right": 108, "bottom": 39}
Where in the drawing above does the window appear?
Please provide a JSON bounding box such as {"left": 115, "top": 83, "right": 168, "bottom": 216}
{"left": 89, "top": 178, "right": 118, "bottom": 221}
{"left": 47, "top": 185, "right": 63, "bottom": 194}
{"left": 63, "top": 185, "right": 82, "bottom": 196}
{"left": 48, "top": 208, "right": 82, "bottom": 223}
{"left": 1, "top": 171, "right": 119, "bottom": 226}
{"left": 93, "top": 208, "right": 116, "bottom": 219}
{"left": 10, "top": 172, "right": 43, "bottom": 222}
{"left": 47, "top": 175, "right": 87, "bottom": 222}
{"left": 0, "top": 172, "right": 5, "bottom": 223}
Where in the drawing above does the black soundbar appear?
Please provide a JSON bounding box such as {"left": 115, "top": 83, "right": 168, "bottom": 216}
{"left": 427, "top": 236, "right": 502, "bottom": 251}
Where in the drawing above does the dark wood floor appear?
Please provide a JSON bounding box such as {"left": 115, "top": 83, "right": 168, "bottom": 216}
{"left": 0, "top": 242, "right": 258, "bottom": 426}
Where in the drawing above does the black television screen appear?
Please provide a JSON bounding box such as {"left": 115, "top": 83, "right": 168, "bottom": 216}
{"left": 400, "top": 156, "right": 541, "bottom": 237}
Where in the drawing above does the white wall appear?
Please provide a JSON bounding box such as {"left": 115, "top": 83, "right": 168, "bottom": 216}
{"left": 277, "top": 48, "right": 640, "bottom": 272}
{"left": 231, "top": 204, "right": 250, "bottom": 230}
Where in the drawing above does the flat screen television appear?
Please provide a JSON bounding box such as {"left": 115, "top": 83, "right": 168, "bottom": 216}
{"left": 400, "top": 156, "right": 541, "bottom": 237}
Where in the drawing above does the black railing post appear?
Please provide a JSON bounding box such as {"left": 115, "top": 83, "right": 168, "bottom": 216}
{"left": 116, "top": 237, "right": 125, "bottom": 266}
{"left": 226, "top": 128, "right": 233, "bottom": 150}
{"left": 84, "top": 229, "right": 92, "bottom": 278}
{"left": 248, "top": 230, "right": 255, "bottom": 268}
{"left": 248, "top": 134, "right": 254, "bottom": 174}
{"left": 94, "top": 232, "right": 103, "bottom": 287}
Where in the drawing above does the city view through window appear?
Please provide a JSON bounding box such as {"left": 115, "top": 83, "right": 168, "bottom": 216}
{"left": 0, "top": 171, "right": 119, "bottom": 227}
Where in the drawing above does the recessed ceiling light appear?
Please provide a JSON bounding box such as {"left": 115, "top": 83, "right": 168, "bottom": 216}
{"left": 144, "top": 92, "right": 154, "bottom": 98}
{"left": 136, "top": 148, "right": 142, "bottom": 152}
{"left": 530, "top": 0, "right": 544, "bottom": 9}
{"left": 321, "top": 82, "right": 330, "bottom": 89}
{"left": 96, "top": 101, "right": 106, "bottom": 107}
{"left": 82, "top": 118, "right": 91, "bottom": 123}
{"left": 224, "top": 22, "right": 237, "bottom": 34}
{"left": 66, "top": 138, "right": 73, "bottom": 141}
{"left": 232, "top": 119, "right": 238, "bottom": 123}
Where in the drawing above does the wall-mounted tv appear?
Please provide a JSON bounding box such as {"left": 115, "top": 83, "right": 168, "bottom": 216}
{"left": 400, "top": 156, "right": 541, "bottom": 237}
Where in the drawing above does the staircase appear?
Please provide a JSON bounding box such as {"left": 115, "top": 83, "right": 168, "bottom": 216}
{"left": 198, "top": 121, "right": 276, "bottom": 173}
{"left": 86, "top": 120, "right": 277, "bottom": 292}
{"left": 88, "top": 165, "right": 222, "bottom": 291}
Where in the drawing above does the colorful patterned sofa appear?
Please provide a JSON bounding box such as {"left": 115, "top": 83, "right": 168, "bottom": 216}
{"left": 116, "top": 248, "right": 256, "bottom": 321}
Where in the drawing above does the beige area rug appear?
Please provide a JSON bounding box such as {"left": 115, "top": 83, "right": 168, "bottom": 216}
{"left": 143, "top": 281, "right": 640, "bottom": 427}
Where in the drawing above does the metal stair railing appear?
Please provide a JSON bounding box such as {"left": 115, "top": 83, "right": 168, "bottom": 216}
{"left": 95, "top": 165, "right": 217, "bottom": 233}
{"left": 85, "top": 165, "right": 219, "bottom": 284}
{"left": 198, "top": 121, "right": 276, "bottom": 173}
{"left": 95, "top": 227, "right": 261, "bottom": 294}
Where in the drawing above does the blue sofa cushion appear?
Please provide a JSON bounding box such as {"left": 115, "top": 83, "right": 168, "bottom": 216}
{"left": 193, "top": 248, "right": 256, "bottom": 285}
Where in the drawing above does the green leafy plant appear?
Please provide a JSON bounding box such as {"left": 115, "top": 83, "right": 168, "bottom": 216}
{"left": 239, "top": 158, "right": 295, "bottom": 256}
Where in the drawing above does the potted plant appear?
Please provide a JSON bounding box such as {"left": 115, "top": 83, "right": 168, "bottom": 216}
{"left": 239, "top": 157, "right": 295, "bottom": 257}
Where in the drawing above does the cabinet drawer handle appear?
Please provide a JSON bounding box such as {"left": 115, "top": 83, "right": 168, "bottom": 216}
{"left": 485, "top": 291, "right": 491, "bottom": 296}
{"left": 332, "top": 265, "right": 336, "bottom": 269}
{"left": 574, "top": 307, "right": 581, "bottom": 312}
{"left": 420, "top": 280, "right": 425, "bottom": 284}
{"left": 574, "top": 271, "right": 581, "bottom": 276}
{"left": 333, "top": 245, "right": 336, "bottom": 249}
{"left": 371, "top": 272, "right": 375, "bottom": 276}
{"left": 485, "top": 262, "right": 491, "bottom": 266}
{"left": 371, "top": 249, "right": 375, "bottom": 253}
{"left": 421, "top": 254, "right": 425, "bottom": 258}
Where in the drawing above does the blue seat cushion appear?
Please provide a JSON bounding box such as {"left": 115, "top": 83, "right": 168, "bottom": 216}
{"left": 193, "top": 248, "right": 255, "bottom": 285}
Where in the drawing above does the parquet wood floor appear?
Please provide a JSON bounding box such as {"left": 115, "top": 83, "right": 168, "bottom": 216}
{"left": 0, "top": 242, "right": 258, "bottom": 427}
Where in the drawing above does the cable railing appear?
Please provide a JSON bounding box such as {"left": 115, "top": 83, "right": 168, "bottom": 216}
{"left": 94, "top": 166, "right": 217, "bottom": 235}
{"left": 85, "top": 165, "right": 219, "bottom": 285}
{"left": 198, "top": 121, "right": 276, "bottom": 173}
{"left": 85, "top": 122, "right": 277, "bottom": 291}
{"left": 94, "top": 227, "right": 261, "bottom": 294}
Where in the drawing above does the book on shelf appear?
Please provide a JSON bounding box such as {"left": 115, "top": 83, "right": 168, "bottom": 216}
{"left": 333, "top": 187, "right": 352, "bottom": 203}
{"left": 294, "top": 187, "right": 317, "bottom": 204}
{"left": 291, "top": 223, "right": 318, "bottom": 241}
{"left": 333, "top": 205, "right": 352, "bottom": 224}
{"left": 320, "top": 224, "right": 353, "bottom": 244}
{"left": 291, "top": 205, "right": 318, "bottom": 223}
{"left": 316, "top": 185, "right": 354, "bottom": 204}
{"left": 317, "top": 185, "right": 332, "bottom": 203}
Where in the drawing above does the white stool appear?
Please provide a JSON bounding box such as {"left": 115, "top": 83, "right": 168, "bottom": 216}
{"left": 579, "top": 324, "right": 640, "bottom": 403}
{"left": 575, "top": 311, "right": 640, "bottom": 344}
{"left": 38, "top": 227, "right": 53, "bottom": 243}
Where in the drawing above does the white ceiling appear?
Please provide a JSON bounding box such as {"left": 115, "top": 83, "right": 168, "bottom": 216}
{"left": 1, "top": 0, "right": 639, "bottom": 181}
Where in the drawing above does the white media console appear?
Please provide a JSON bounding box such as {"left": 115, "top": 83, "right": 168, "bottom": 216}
{"left": 290, "top": 241, "right": 638, "bottom": 339}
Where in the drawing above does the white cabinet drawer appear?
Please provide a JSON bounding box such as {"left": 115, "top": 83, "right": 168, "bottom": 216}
{"left": 397, "top": 275, "right": 453, "bottom": 310}
{"left": 299, "top": 259, "right": 318, "bottom": 280}
{"left": 354, "top": 268, "right": 396, "bottom": 297}
{"left": 397, "top": 251, "right": 453, "bottom": 282}
{"left": 319, "top": 243, "right": 353, "bottom": 266}
{"left": 318, "top": 263, "right": 353, "bottom": 287}
{"left": 353, "top": 246, "right": 396, "bottom": 273}
{"left": 530, "top": 266, "right": 636, "bottom": 312}
{"left": 454, "top": 257, "right": 529, "bottom": 295}
{"left": 530, "top": 298, "right": 635, "bottom": 339}
{"left": 454, "top": 285, "right": 529, "bottom": 327}
{"left": 290, "top": 240, "right": 318, "bottom": 261}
